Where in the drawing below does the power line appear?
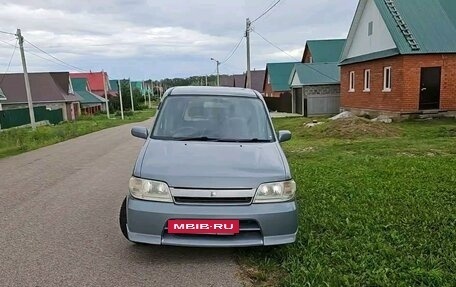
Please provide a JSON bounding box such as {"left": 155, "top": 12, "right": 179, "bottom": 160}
{"left": 221, "top": 36, "right": 244, "bottom": 64}
{"left": 251, "top": 29, "right": 299, "bottom": 61}
{"left": 0, "top": 38, "right": 86, "bottom": 71}
{"left": 0, "top": 30, "right": 16, "bottom": 36}
{"left": 251, "top": 0, "right": 282, "bottom": 24}
{"left": 0, "top": 39, "right": 18, "bottom": 85}
{"left": 0, "top": 38, "right": 16, "bottom": 48}
{"left": 252, "top": 29, "right": 339, "bottom": 82}
{"left": 24, "top": 39, "right": 86, "bottom": 72}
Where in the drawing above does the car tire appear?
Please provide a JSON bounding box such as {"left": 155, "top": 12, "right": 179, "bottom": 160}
{"left": 119, "top": 197, "right": 130, "bottom": 240}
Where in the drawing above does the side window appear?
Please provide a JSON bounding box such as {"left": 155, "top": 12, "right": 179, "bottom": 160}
{"left": 383, "top": 67, "right": 392, "bottom": 91}
{"left": 349, "top": 71, "right": 355, "bottom": 92}
{"left": 368, "top": 21, "right": 374, "bottom": 36}
{"left": 364, "top": 69, "right": 371, "bottom": 92}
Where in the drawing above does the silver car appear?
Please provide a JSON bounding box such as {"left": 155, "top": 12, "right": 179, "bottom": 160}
{"left": 119, "top": 86, "right": 298, "bottom": 247}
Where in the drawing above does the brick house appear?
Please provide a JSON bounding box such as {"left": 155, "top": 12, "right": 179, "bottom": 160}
{"left": 340, "top": 0, "right": 456, "bottom": 117}
{"left": 71, "top": 78, "right": 107, "bottom": 115}
{"left": 302, "top": 39, "right": 346, "bottom": 63}
{"left": 263, "top": 62, "right": 297, "bottom": 98}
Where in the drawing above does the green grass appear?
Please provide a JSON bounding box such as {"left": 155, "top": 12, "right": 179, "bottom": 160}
{"left": 239, "top": 117, "right": 456, "bottom": 287}
{"left": 0, "top": 109, "right": 156, "bottom": 159}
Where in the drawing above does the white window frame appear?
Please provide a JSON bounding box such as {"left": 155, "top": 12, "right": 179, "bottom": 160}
{"left": 364, "top": 69, "right": 371, "bottom": 92}
{"left": 383, "top": 66, "right": 392, "bottom": 92}
{"left": 349, "top": 71, "right": 355, "bottom": 92}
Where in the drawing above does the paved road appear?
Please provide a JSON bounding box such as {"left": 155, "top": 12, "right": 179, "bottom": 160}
{"left": 0, "top": 119, "right": 243, "bottom": 287}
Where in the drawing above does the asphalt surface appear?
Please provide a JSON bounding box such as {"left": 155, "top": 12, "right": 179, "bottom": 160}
{"left": 0, "top": 119, "right": 243, "bottom": 287}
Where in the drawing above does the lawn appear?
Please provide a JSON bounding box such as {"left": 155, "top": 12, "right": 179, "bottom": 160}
{"left": 239, "top": 117, "right": 456, "bottom": 287}
{"left": 0, "top": 109, "right": 156, "bottom": 159}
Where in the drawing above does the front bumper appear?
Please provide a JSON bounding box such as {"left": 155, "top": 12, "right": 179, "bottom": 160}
{"left": 126, "top": 195, "right": 298, "bottom": 247}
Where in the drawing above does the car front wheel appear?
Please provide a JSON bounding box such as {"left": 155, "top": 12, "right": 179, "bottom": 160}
{"left": 119, "top": 197, "right": 130, "bottom": 240}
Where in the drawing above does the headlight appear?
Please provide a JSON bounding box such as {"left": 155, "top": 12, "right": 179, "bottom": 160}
{"left": 254, "top": 180, "right": 296, "bottom": 203}
{"left": 129, "top": 177, "right": 172, "bottom": 202}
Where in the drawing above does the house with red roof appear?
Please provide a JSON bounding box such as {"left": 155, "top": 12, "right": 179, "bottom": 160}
{"left": 70, "top": 71, "right": 117, "bottom": 100}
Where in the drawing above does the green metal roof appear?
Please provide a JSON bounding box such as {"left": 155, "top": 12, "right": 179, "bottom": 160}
{"left": 109, "top": 80, "right": 119, "bottom": 91}
{"left": 374, "top": 0, "right": 456, "bottom": 54}
{"left": 266, "top": 62, "right": 299, "bottom": 92}
{"left": 305, "top": 39, "right": 346, "bottom": 63}
{"left": 340, "top": 48, "right": 399, "bottom": 65}
{"left": 131, "top": 81, "right": 146, "bottom": 95}
{"left": 290, "top": 63, "right": 340, "bottom": 87}
{"left": 71, "top": 78, "right": 106, "bottom": 104}
{"left": 343, "top": 0, "right": 456, "bottom": 64}
{"left": 0, "top": 88, "right": 6, "bottom": 100}
{"left": 131, "top": 81, "right": 143, "bottom": 90}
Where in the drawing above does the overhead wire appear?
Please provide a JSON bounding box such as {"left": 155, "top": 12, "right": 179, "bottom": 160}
{"left": 220, "top": 36, "right": 244, "bottom": 65}
{"left": 0, "top": 39, "right": 18, "bottom": 85}
{"left": 251, "top": 0, "right": 282, "bottom": 24}
{"left": 252, "top": 29, "right": 339, "bottom": 82}
{"left": 0, "top": 30, "right": 16, "bottom": 36}
{"left": 251, "top": 29, "right": 299, "bottom": 61}
{"left": 24, "top": 39, "right": 86, "bottom": 72}
{"left": 0, "top": 38, "right": 87, "bottom": 72}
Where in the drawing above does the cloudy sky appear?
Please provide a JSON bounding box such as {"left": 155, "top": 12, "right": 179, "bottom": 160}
{"left": 0, "top": 0, "right": 359, "bottom": 80}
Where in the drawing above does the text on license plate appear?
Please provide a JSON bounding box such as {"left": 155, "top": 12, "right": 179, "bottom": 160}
{"left": 167, "top": 219, "right": 240, "bottom": 234}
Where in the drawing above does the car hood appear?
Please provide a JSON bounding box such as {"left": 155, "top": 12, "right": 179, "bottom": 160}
{"left": 136, "top": 140, "right": 288, "bottom": 189}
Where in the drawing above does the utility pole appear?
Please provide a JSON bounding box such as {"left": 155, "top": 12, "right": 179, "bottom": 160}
{"left": 102, "top": 70, "right": 110, "bottom": 119}
{"left": 246, "top": 18, "right": 252, "bottom": 89}
{"left": 16, "top": 29, "right": 36, "bottom": 130}
{"left": 129, "top": 79, "right": 135, "bottom": 112}
{"left": 148, "top": 86, "right": 152, "bottom": 108}
{"left": 205, "top": 75, "right": 208, "bottom": 86}
{"left": 118, "top": 80, "right": 124, "bottom": 120}
{"left": 142, "top": 80, "right": 147, "bottom": 106}
{"left": 211, "top": 58, "right": 220, "bottom": 86}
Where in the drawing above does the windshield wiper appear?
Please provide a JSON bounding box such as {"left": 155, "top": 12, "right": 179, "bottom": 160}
{"left": 177, "top": 136, "right": 221, "bottom": 142}
{"left": 220, "top": 138, "right": 272, "bottom": 143}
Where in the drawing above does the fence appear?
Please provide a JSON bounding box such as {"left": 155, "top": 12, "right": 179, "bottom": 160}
{"left": 0, "top": 106, "right": 64, "bottom": 129}
{"left": 307, "top": 94, "right": 340, "bottom": 117}
{"left": 264, "top": 92, "right": 292, "bottom": 113}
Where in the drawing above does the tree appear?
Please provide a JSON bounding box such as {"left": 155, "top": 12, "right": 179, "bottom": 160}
{"left": 109, "top": 80, "right": 146, "bottom": 112}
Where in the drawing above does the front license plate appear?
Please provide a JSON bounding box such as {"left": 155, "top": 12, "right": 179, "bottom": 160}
{"left": 167, "top": 219, "right": 240, "bottom": 234}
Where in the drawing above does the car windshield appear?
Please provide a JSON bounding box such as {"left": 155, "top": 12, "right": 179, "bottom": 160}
{"left": 152, "top": 95, "right": 275, "bottom": 142}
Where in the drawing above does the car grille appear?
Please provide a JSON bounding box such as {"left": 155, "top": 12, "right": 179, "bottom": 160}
{"left": 173, "top": 196, "right": 252, "bottom": 205}
{"left": 170, "top": 187, "right": 256, "bottom": 206}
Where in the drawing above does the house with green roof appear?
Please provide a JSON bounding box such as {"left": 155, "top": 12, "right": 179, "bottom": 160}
{"left": 109, "top": 80, "right": 119, "bottom": 93}
{"left": 289, "top": 63, "right": 341, "bottom": 116}
{"left": 340, "top": 0, "right": 456, "bottom": 117}
{"left": 71, "top": 78, "right": 107, "bottom": 115}
{"left": 302, "top": 39, "right": 346, "bottom": 63}
{"left": 263, "top": 62, "right": 298, "bottom": 97}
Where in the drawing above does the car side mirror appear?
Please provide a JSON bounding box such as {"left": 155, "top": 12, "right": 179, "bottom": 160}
{"left": 278, "top": 130, "right": 292, "bottom": 143}
{"left": 131, "top": 126, "right": 149, "bottom": 139}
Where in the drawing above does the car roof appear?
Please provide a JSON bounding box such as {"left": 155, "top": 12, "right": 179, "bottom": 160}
{"left": 167, "top": 86, "right": 259, "bottom": 98}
